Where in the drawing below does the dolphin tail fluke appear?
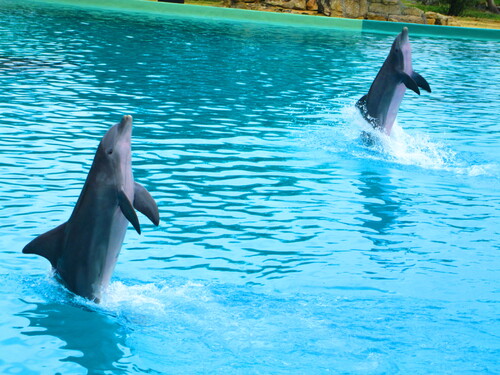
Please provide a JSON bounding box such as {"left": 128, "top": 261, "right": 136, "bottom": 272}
{"left": 400, "top": 72, "right": 420, "bottom": 95}
{"left": 412, "top": 71, "right": 431, "bottom": 93}
{"left": 134, "top": 182, "right": 160, "bottom": 226}
{"left": 22, "top": 223, "right": 66, "bottom": 268}
{"left": 118, "top": 190, "right": 141, "bottom": 234}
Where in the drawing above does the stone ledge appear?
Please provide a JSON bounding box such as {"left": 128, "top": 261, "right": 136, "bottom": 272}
{"left": 229, "top": 0, "right": 432, "bottom": 23}
{"left": 225, "top": 0, "right": 473, "bottom": 25}
{"left": 389, "top": 14, "right": 424, "bottom": 23}
{"left": 425, "top": 11, "right": 451, "bottom": 25}
{"left": 265, "top": 0, "right": 307, "bottom": 10}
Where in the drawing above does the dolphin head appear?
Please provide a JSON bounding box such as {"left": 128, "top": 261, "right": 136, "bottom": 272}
{"left": 96, "top": 115, "right": 133, "bottom": 183}
{"left": 389, "top": 27, "right": 412, "bottom": 73}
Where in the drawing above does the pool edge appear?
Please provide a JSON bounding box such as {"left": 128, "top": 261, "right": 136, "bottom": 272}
{"left": 30, "top": 0, "right": 500, "bottom": 40}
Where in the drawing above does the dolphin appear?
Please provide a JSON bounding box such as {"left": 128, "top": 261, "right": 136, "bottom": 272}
{"left": 356, "top": 27, "right": 431, "bottom": 135}
{"left": 23, "top": 115, "right": 160, "bottom": 303}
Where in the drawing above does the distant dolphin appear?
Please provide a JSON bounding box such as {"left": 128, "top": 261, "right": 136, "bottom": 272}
{"left": 23, "top": 115, "right": 160, "bottom": 303}
{"left": 356, "top": 27, "right": 431, "bottom": 135}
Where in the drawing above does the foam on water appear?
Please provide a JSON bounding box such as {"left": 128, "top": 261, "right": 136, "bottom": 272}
{"left": 99, "top": 280, "right": 212, "bottom": 320}
{"left": 303, "top": 102, "right": 499, "bottom": 178}
{"left": 24, "top": 273, "right": 213, "bottom": 321}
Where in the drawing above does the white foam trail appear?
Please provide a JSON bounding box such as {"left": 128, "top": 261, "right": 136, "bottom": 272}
{"left": 101, "top": 282, "right": 167, "bottom": 315}
{"left": 97, "top": 280, "right": 213, "bottom": 319}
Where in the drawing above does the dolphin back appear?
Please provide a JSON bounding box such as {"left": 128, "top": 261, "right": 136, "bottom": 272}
{"left": 22, "top": 181, "right": 160, "bottom": 269}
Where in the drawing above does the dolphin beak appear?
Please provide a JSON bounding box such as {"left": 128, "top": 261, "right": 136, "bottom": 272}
{"left": 117, "top": 115, "right": 133, "bottom": 135}
{"left": 401, "top": 27, "right": 409, "bottom": 42}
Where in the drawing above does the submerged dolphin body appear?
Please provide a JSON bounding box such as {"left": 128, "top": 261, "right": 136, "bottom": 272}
{"left": 356, "top": 27, "right": 431, "bottom": 135}
{"left": 23, "top": 115, "right": 160, "bottom": 302}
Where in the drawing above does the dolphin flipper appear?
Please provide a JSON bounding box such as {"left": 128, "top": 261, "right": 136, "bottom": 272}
{"left": 22, "top": 223, "right": 66, "bottom": 268}
{"left": 118, "top": 190, "right": 141, "bottom": 234}
{"left": 400, "top": 72, "right": 420, "bottom": 95}
{"left": 412, "top": 71, "right": 431, "bottom": 93}
{"left": 134, "top": 182, "right": 160, "bottom": 226}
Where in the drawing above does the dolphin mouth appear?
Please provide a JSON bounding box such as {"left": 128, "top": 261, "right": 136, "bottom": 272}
{"left": 117, "top": 115, "right": 133, "bottom": 135}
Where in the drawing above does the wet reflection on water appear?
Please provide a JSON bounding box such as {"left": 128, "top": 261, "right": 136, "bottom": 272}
{"left": 18, "top": 301, "right": 132, "bottom": 374}
{"left": 357, "top": 170, "right": 405, "bottom": 245}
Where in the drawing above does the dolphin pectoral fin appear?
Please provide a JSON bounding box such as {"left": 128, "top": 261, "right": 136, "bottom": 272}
{"left": 134, "top": 182, "right": 160, "bottom": 226}
{"left": 22, "top": 223, "right": 66, "bottom": 268}
{"left": 412, "top": 71, "right": 431, "bottom": 93}
{"left": 118, "top": 190, "right": 141, "bottom": 235}
{"left": 400, "top": 72, "right": 420, "bottom": 95}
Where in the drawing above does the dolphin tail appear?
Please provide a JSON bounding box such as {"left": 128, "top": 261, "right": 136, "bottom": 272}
{"left": 22, "top": 223, "right": 66, "bottom": 268}
{"left": 412, "top": 71, "right": 431, "bottom": 93}
{"left": 134, "top": 182, "right": 160, "bottom": 226}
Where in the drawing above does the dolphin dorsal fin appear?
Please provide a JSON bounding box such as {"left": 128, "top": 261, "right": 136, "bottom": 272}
{"left": 356, "top": 94, "right": 368, "bottom": 111}
{"left": 22, "top": 223, "right": 66, "bottom": 268}
{"left": 118, "top": 189, "right": 141, "bottom": 234}
{"left": 134, "top": 182, "right": 160, "bottom": 227}
{"left": 400, "top": 72, "right": 420, "bottom": 95}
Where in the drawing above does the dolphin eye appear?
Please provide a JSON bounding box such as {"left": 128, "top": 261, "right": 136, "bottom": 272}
{"left": 107, "top": 149, "right": 113, "bottom": 155}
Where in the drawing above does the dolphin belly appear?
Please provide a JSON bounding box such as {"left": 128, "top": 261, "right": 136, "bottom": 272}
{"left": 101, "top": 208, "right": 129, "bottom": 288}
{"left": 383, "top": 83, "right": 406, "bottom": 134}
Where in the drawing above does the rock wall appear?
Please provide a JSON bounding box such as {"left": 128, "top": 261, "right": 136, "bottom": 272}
{"left": 225, "top": 0, "right": 453, "bottom": 25}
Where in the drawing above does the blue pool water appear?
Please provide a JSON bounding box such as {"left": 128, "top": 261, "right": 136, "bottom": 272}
{"left": 1, "top": 0, "right": 499, "bottom": 373}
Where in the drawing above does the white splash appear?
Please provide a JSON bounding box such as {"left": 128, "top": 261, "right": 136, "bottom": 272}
{"left": 370, "top": 122, "right": 457, "bottom": 170}
{"left": 97, "top": 280, "right": 213, "bottom": 320}
{"left": 335, "top": 103, "right": 498, "bottom": 177}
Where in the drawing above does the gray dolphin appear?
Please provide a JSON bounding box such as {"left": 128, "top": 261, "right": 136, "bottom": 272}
{"left": 356, "top": 27, "right": 431, "bottom": 135}
{"left": 23, "top": 115, "right": 160, "bottom": 303}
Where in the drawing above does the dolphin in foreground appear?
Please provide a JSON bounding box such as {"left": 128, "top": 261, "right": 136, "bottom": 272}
{"left": 356, "top": 27, "right": 431, "bottom": 135}
{"left": 23, "top": 115, "right": 160, "bottom": 303}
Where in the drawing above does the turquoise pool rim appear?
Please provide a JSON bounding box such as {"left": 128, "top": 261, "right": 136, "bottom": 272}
{"left": 30, "top": 0, "right": 500, "bottom": 40}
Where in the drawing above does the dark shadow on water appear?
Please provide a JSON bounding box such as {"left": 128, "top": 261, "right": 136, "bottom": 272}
{"left": 17, "top": 300, "right": 131, "bottom": 374}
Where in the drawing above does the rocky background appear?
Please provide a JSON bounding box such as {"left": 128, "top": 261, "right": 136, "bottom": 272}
{"left": 223, "top": 0, "right": 454, "bottom": 25}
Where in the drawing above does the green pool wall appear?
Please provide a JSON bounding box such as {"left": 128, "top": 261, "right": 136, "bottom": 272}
{"left": 32, "top": 0, "right": 500, "bottom": 40}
